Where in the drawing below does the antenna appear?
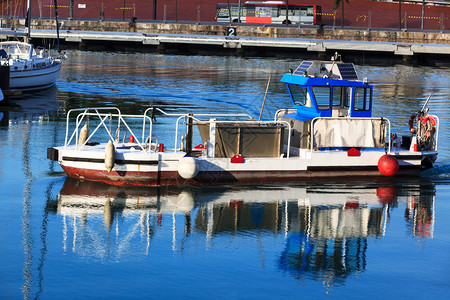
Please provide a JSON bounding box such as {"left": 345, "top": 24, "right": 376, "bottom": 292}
{"left": 420, "top": 93, "right": 432, "bottom": 114}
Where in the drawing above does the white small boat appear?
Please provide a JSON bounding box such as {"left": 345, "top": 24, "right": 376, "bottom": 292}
{"left": 0, "top": 0, "right": 65, "bottom": 91}
{"left": 0, "top": 41, "right": 64, "bottom": 90}
{"left": 47, "top": 54, "right": 439, "bottom": 187}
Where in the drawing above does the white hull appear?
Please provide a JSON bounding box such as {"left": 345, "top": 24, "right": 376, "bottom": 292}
{"left": 49, "top": 142, "right": 433, "bottom": 187}
{"left": 9, "top": 61, "right": 61, "bottom": 90}
{"left": 0, "top": 41, "right": 65, "bottom": 91}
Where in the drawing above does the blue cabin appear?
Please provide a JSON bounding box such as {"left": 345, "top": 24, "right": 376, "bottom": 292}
{"left": 280, "top": 58, "right": 373, "bottom": 121}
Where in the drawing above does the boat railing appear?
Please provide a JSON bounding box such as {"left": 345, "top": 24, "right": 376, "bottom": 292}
{"left": 65, "top": 107, "right": 154, "bottom": 152}
{"left": 178, "top": 117, "right": 292, "bottom": 158}
{"left": 310, "top": 117, "right": 391, "bottom": 152}
{"left": 144, "top": 107, "right": 257, "bottom": 154}
{"left": 432, "top": 115, "right": 439, "bottom": 151}
{"left": 274, "top": 109, "right": 297, "bottom": 121}
{"left": 174, "top": 114, "right": 258, "bottom": 154}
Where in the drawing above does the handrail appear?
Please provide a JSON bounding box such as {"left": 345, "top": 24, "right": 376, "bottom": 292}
{"left": 274, "top": 108, "right": 297, "bottom": 121}
{"left": 144, "top": 107, "right": 253, "bottom": 119}
{"left": 173, "top": 116, "right": 292, "bottom": 157}
{"left": 174, "top": 114, "right": 255, "bottom": 153}
{"left": 144, "top": 107, "right": 254, "bottom": 152}
{"left": 65, "top": 107, "right": 121, "bottom": 147}
{"left": 433, "top": 115, "right": 439, "bottom": 151}
{"left": 65, "top": 108, "right": 154, "bottom": 153}
{"left": 65, "top": 107, "right": 295, "bottom": 157}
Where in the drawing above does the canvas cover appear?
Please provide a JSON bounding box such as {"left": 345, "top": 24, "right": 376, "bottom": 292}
{"left": 197, "top": 123, "right": 284, "bottom": 158}
{"left": 312, "top": 118, "right": 386, "bottom": 148}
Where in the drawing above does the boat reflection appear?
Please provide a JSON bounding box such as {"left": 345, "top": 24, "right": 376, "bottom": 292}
{"left": 0, "top": 87, "right": 62, "bottom": 125}
{"left": 48, "top": 178, "right": 435, "bottom": 283}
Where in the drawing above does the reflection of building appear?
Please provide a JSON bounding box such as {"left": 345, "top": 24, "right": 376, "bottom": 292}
{"left": 48, "top": 178, "right": 435, "bottom": 284}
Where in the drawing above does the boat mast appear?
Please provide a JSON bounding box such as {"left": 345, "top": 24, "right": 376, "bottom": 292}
{"left": 54, "top": 0, "right": 60, "bottom": 51}
{"left": 25, "top": 0, "right": 31, "bottom": 43}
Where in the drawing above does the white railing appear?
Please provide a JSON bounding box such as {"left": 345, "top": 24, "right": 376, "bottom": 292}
{"left": 144, "top": 107, "right": 254, "bottom": 152}
{"left": 64, "top": 107, "right": 154, "bottom": 152}
{"left": 64, "top": 107, "right": 294, "bottom": 157}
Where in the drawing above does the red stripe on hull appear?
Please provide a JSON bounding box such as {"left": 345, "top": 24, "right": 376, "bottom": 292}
{"left": 61, "top": 164, "right": 421, "bottom": 187}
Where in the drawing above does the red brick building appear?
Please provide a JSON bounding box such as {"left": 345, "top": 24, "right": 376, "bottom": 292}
{"left": 3, "top": 0, "right": 450, "bottom": 30}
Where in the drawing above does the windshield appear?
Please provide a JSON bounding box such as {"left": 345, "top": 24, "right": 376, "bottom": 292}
{"left": 0, "top": 43, "right": 31, "bottom": 55}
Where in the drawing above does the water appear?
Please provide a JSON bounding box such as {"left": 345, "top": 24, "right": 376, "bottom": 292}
{"left": 1, "top": 51, "right": 450, "bottom": 298}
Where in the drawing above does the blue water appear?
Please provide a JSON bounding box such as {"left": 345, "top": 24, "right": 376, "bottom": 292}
{"left": 1, "top": 51, "right": 450, "bottom": 299}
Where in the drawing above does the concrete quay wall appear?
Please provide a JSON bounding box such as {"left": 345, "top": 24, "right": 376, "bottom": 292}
{"left": 15, "top": 19, "right": 448, "bottom": 44}
{"left": 3, "top": 19, "right": 449, "bottom": 64}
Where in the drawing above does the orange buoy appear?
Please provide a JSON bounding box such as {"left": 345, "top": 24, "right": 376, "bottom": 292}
{"left": 378, "top": 154, "right": 399, "bottom": 176}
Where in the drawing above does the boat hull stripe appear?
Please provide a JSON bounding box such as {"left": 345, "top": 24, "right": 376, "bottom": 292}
{"left": 62, "top": 156, "right": 159, "bottom": 165}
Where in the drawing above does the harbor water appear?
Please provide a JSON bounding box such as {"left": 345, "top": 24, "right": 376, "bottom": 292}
{"left": 1, "top": 51, "right": 450, "bottom": 298}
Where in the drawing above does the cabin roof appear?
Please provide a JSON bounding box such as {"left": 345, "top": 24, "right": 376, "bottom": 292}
{"left": 280, "top": 73, "right": 370, "bottom": 88}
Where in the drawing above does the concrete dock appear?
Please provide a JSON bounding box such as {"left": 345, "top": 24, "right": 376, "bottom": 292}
{"left": 1, "top": 19, "right": 449, "bottom": 64}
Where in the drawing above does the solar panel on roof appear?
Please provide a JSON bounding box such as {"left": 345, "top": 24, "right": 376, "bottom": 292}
{"left": 294, "top": 61, "right": 313, "bottom": 75}
{"left": 336, "top": 63, "right": 358, "bottom": 80}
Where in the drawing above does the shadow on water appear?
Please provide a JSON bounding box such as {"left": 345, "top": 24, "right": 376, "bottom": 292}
{"left": 37, "top": 177, "right": 437, "bottom": 289}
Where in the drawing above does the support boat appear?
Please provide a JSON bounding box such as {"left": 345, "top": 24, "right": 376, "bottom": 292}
{"left": 47, "top": 54, "right": 439, "bottom": 186}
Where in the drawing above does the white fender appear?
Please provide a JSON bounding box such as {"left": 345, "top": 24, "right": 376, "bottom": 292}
{"left": 78, "top": 123, "right": 89, "bottom": 145}
{"left": 177, "top": 155, "right": 199, "bottom": 179}
{"left": 105, "top": 140, "right": 115, "bottom": 172}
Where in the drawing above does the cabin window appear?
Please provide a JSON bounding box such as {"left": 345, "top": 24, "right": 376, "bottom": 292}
{"left": 312, "top": 86, "right": 331, "bottom": 110}
{"left": 332, "top": 86, "right": 351, "bottom": 107}
{"left": 353, "top": 87, "right": 371, "bottom": 111}
{"left": 288, "top": 85, "right": 309, "bottom": 106}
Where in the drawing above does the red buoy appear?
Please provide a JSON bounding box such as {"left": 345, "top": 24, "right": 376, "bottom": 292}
{"left": 378, "top": 154, "right": 399, "bottom": 176}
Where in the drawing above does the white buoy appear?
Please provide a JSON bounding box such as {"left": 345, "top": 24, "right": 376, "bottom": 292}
{"left": 177, "top": 155, "right": 199, "bottom": 179}
{"left": 78, "top": 123, "right": 89, "bottom": 145}
{"left": 105, "top": 140, "right": 115, "bottom": 172}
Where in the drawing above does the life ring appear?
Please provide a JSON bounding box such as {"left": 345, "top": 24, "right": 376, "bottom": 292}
{"left": 408, "top": 113, "right": 418, "bottom": 134}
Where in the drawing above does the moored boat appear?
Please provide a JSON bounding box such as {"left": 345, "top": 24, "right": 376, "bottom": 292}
{"left": 0, "top": 41, "right": 64, "bottom": 90}
{"left": 47, "top": 54, "right": 439, "bottom": 186}
{"left": 0, "top": 0, "right": 65, "bottom": 91}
